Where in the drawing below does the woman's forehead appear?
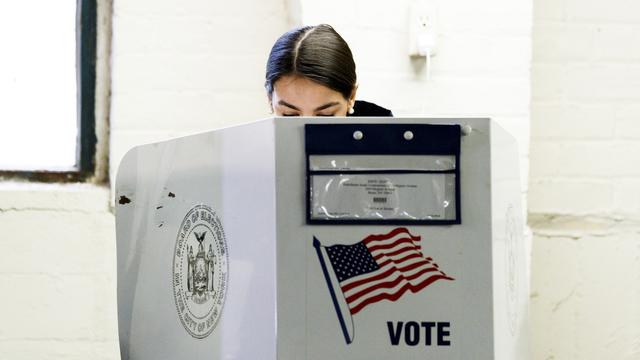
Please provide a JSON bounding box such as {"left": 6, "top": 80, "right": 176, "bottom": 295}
{"left": 273, "top": 75, "right": 345, "bottom": 105}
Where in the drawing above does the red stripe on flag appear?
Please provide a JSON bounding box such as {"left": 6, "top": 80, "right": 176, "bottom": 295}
{"left": 377, "top": 252, "right": 424, "bottom": 269}
{"left": 341, "top": 267, "right": 396, "bottom": 292}
{"left": 345, "top": 266, "right": 442, "bottom": 304}
{"left": 341, "top": 258, "right": 433, "bottom": 293}
{"left": 362, "top": 227, "right": 420, "bottom": 245}
{"left": 373, "top": 245, "right": 419, "bottom": 260}
{"left": 393, "top": 259, "right": 433, "bottom": 274}
{"left": 367, "top": 237, "right": 421, "bottom": 253}
{"left": 350, "top": 274, "right": 454, "bottom": 315}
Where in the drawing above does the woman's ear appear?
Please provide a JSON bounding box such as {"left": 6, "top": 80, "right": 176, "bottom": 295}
{"left": 267, "top": 93, "right": 274, "bottom": 114}
{"left": 349, "top": 85, "right": 358, "bottom": 108}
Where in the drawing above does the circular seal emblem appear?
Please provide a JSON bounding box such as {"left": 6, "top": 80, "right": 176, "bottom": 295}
{"left": 504, "top": 204, "right": 520, "bottom": 335}
{"left": 173, "top": 204, "right": 228, "bottom": 339}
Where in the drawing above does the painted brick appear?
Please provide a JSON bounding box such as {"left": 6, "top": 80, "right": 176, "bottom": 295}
{"left": 0, "top": 274, "right": 117, "bottom": 340}
{"left": 530, "top": 235, "right": 579, "bottom": 360}
{"left": 613, "top": 179, "right": 640, "bottom": 215}
{"left": 300, "top": 1, "right": 358, "bottom": 29}
{"left": 615, "top": 104, "right": 640, "bottom": 139}
{"left": 115, "top": 0, "right": 284, "bottom": 18}
{"left": 342, "top": 28, "right": 415, "bottom": 73}
{"left": 565, "top": 64, "right": 640, "bottom": 101}
{"left": 574, "top": 234, "right": 640, "bottom": 359}
{"left": 531, "top": 232, "right": 640, "bottom": 360}
{"left": 566, "top": 0, "right": 640, "bottom": 22}
{"left": 530, "top": 140, "right": 618, "bottom": 177}
{"left": 519, "top": 157, "right": 530, "bottom": 193}
{"left": 610, "top": 141, "right": 640, "bottom": 176}
{"left": 528, "top": 180, "right": 613, "bottom": 214}
{"left": 343, "top": 29, "right": 528, "bottom": 78}
{"left": 532, "top": 24, "right": 596, "bottom": 62}
{"left": 433, "top": 34, "right": 531, "bottom": 77}
{"left": 531, "top": 64, "right": 567, "bottom": 102}
{"left": 0, "top": 211, "right": 115, "bottom": 275}
{"left": 112, "top": 13, "right": 283, "bottom": 57}
{"left": 439, "top": 5, "right": 532, "bottom": 36}
{"left": 594, "top": 25, "right": 640, "bottom": 62}
{"left": 531, "top": 0, "right": 640, "bottom": 358}
{"left": 396, "top": 76, "right": 530, "bottom": 115}
{"left": 0, "top": 341, "right": 119, "bottom": 360}
{"left": 111, "top": 53, "right": 267, "bottom": 94}
{"left": 531, "top": 103, "right": 616, "bottom": 139}
{"left": 354, "top": 0, "right": 408, "bottom": 32}
{"left": 110, "top": 89, "right": 269, "bottom": 132}
{"left": 0, "top": 184, "right": 111, "bottom": 212}
{"left": 533, "top": 0, "right": 566, "bottom": 21}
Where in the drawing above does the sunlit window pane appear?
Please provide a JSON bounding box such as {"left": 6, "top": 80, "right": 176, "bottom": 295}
{"left": 0, "top": 1, "right": 77, "bottom": 171}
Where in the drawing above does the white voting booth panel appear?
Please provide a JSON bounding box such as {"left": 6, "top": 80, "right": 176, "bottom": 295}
{"left": 115, "top": 117, "right": 529, "bottom": 360}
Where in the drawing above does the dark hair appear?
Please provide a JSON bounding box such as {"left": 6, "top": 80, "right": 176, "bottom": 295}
{"left": 265, "top": 24, "right": 357, "bottom": 100}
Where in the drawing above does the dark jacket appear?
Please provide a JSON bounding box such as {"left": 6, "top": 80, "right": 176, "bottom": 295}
{"left": 348, "top": 100, "right": 393, "bottom": 117}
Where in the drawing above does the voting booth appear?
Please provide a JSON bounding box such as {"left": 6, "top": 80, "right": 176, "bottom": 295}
{"left": 115, "top": 117, "right": 529, "bottom": 360}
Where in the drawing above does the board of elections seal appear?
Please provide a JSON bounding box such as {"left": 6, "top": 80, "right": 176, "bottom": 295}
{"left": 173, "top": 204, "right": 228, "bottom": 339}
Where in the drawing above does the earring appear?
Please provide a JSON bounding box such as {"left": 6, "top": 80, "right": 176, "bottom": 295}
{"left": 348, "top": 107, "right": 355, "bottom": 115}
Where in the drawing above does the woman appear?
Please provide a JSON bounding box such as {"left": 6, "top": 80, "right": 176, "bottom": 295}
{"left": 265, "top": 24, "right": 392, "bottom": 117}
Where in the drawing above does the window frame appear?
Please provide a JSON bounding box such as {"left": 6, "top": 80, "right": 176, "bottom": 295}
{"left": 0, "top": 0, "right": 97, "bottom": 182}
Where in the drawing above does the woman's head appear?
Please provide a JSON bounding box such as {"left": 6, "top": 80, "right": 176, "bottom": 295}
{"left": 265, "top": 24, "right": 357, "bottom": 116}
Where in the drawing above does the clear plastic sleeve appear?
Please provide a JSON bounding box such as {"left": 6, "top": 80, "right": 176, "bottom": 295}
{"left": 308, "top": 155, "right": 457, "bottom": 221}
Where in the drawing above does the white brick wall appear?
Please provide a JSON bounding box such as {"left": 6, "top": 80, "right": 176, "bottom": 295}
{"left": 530, "top": 218, "right": 640, "bottom": 360}
{"left": 0, "top": 185, "right": 119, "bottom": 359}
{"left": 109, "top": 0, "right": 289, "bottom": 187}
{"left": 530, "top": 0, "right": 640, "bottom": 357}
{"left": 530, "top": 1, "right": 640, "bottom": 215}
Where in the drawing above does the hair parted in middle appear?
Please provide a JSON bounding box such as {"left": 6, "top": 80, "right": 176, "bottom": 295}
{"left": 265, "top": 24, "right": 357, "bottom": 101}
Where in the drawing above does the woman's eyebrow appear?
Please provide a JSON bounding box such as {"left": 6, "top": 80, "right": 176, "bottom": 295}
{"left": 314, "top": 102, "right": 340, "bottom": 111}
{"left": 277, "top": 100, "right": 300, "bottom": 110}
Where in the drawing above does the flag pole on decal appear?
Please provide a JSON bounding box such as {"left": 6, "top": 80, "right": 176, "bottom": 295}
{"left": 313, "top": 237, "right": 355, "bottom": 344}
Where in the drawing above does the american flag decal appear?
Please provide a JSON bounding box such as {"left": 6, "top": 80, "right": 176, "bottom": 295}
{"left": 313, "top": 227, "right": 454, "bottom": 344}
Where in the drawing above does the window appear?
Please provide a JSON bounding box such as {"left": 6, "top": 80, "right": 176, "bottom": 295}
{"left": 0, "top": 0, "right": 97, "bottom": 181}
